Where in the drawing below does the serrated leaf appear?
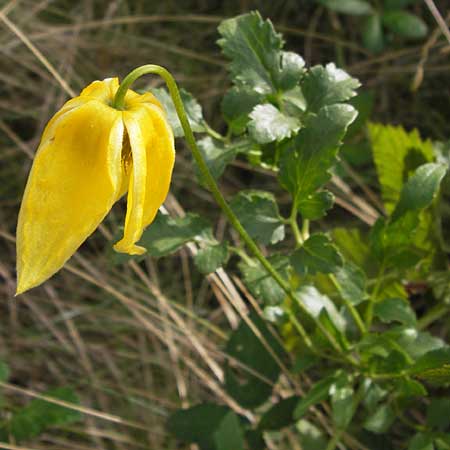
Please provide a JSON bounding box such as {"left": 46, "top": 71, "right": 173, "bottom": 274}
{"left": 152, "top": 87, "right": 204, "bottom": 137}
{"left": 302, "top": 64, "right": 360, "bottom": 113}
{"left": 279, "top": 104, "right": 357, "bottom": 200}
{"left": 409, "top": 433, "right": 435, "bottom": 450}
{"left": 369, "top": 123, "right": 434, "bottom": 213}
{"left": 374, "top": 297, "right": 417, "bottom": 326}
{"left": 382, "top": 11, "right": 428, "bottom": 39}
{"left": 139, "top": 212, "right": 212, "bottom": 257}
{"left": 318, "top": 0, "right": 373, "bottom": 15}
{"left": 231, "top": 190, "right": 285, "bottom": 245}
{"left": 218, "top": 12, "right": 299, "bottom": 94}
{"left": 295, "top": 285, "right": 346, "bottom": 332}
{"left": 239, "top": 255, "right": 289, "bottom": 306}
{"left": 294, "top": 373, "right": 336, "bottom": 419}
{"left": 195, "top": 137, "right": 238, "bottom": 186}
{"left": 248, "top": 104, "right": 300, "bottom": 144}
{"left": 298, "top": 190, "right": 334, "bottom": 220}
{"left": 364, "top": 403, "right": 396, "bottom": 434}
{"left": 392, "top": 163, "right": 447, "bottom": 221}
{"left": 0, "top": 387, "right": 81, "bottom": 443}
{"left": 194, "top": 242, "right": 228, "bottom": 274}
{"left": 335, "top": 262, "right": 368, "bottom": 306}
{"left": 225, "top": 311, "right": 285, "bottom": 408}
{"left": 362, "top": 14, "right": 385, "bottom": 53}
{"left": 291, "top": 234, "right": 343, "bottom": 276}
{"left": 258, "top": 396, "right": 300, "bottom": 430}
{"left": 409, "top": 348, "right": 450, "bottom": 384}
{"left": 167, "top": 403, "right": 245, "bottom": 450}
{"left": 222, "top": 87, "right": 264, "bottom": 135}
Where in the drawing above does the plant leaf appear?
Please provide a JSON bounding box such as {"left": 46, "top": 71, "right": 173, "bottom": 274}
{"left": 194, "top": 242, "right": 228, "bottom": 274}
{"left": 335, "top": 262, "right": 368, "bottom": 306}
{"left": 298, "top": 190, "right": 335, "bottom": 220}
{"left": 408, "top": 347, "right": 450, "bottom": 384}
{"left": 279, "top": 104, "right": 357, "bottom": 200}
{"left": 302, "top": 64, "right": 360, "bottom": 113}
{"left": 224, "top": 311, "right": 285, "bottom": 408}
{"left": 291, "top": 234, "right": 343, "bottom": 276}
{"left": 152, "top": 87, "right": 205, "bottom": 137}
{"left": 231, "top": 190, "right": 285, "bottom": 245}
{"left": 318, "top": 0, "right": 373, "bottom": 15}
{"left": 139, "top": 212, "right": 212, "bottom": 257}
{"left": 294, "top": 373, "right": 337, "bottom": 419}
{"left": 239, "top": 255, "right": 290, "bottom": 306}
{"left": 167, "top": 403, "right": 245, "bottom": 450}
{"left": 363, "top": 403, "right": 396, "bottom": 434}
{"left": 248, "top": 104, "right": 300, "bottom": 144}
{"left": 374, "top": 297, "right": 417, "bottom": 326}
{"left": 0, "top": 387, "right": 81, "bottom": 443}
{"left": 362, "top": 14, "right": 385, "bottom": 53}
{"left": 408, "top": 433, "right": 435, "bottom": 450}
{"left": 382, "top": 11, "right": 428, "bottom": 39}
{"left": 258, "top": 396, "right": 300, "bottom": 430}
{"left": 330, "top": 375, "right": 355, "bottom": 429}
{"left": 218, "top": 12, "right": 302, "bottom": 94}
{"left": 369, "top": 123, "right": 434, "bottom": 213}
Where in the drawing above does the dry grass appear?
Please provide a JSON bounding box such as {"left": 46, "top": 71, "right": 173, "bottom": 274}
{"left": 0, "top": 1, "right": 449, "bottom": 449}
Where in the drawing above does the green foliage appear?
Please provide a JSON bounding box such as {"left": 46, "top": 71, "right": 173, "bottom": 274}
{"left": 230, "top": 190, "right": 285, "bottom": 245}
{"left": 0, "top": 387, "right": 81, "bottom": 443}
{"left": 125, "top": 10, "right": 449, "bottom": 450}
{"left": 167, "top": 404, "right": 245, "bottom": 450}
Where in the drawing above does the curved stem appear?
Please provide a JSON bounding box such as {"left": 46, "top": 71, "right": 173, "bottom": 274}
{"left": 113, "top": 65, "right": 344, "bottom": 355}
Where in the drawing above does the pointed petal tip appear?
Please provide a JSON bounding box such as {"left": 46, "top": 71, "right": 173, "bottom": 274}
{"left": 113, "top": 241, "right": 147, "bottom": 256}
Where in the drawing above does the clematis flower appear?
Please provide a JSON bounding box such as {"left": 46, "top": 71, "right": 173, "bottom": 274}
{"left": 16, "top": 78, "right": 175, "bottom": 294}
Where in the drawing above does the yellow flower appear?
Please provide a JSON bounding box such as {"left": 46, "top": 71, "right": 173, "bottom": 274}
{"left": 16, "top": 78, "right": 175, "bottom": 294}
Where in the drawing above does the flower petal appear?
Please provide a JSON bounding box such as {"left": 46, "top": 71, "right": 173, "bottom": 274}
{"left": 16, "top": 100, "right": 124, "bottom": 294}
{"left": 113, "top": 101, "right": 175, "bottom": 254}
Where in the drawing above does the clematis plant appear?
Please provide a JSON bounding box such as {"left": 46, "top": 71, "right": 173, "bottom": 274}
{"left": 16, "top": 72, "right": 175, "bottom": 294}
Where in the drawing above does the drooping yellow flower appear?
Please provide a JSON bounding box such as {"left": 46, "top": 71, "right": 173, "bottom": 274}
{"left": 16, "top": 78, "right": 175, "bottom": 294}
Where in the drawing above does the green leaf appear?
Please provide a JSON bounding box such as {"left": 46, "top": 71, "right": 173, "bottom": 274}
{"left": 222, "top": 87, "right": 264, "bottom": 135}
{"left": 409, "top": 348, "right": 450, "bottom": 384}
{"left": 374, "top": 297, "right": 417, "bottom": 326}
{"left": 362, "top": 379, "right": 388, "bottom": 411}
{"left": 139, "top": 212, "right": 211, "bottom": 257}
{"left": 230, "top": 190, "right": 285, "bottom": 245}
{"left": 364, "top": 403, "right": 396, "bottom": 434}
{"left": 293, "top": 353, "right": 319, "bottom": 373}
{"left": 335, "top": 262, "right": 368, "bottom": 306}
{"left": 167, "top": 403, "right": 245, "bottom": 450}
{"left": 0, "top": 387, "right": 81, "bottom": 443}
{"left": 332, "top": 228, "right": 370, "bottom": 268}
{"left": 384, "top": 0, "right": 419, "bottom": 9}
{"left": 297, "top": 420, "right": 328, "bottom": 450}
{"left": 382, "top": 11, "right": 428, "bottom": 39}
{"left": 291, "top": 234, "right": 343, "bottom": 276}
{"left": 152, "top": 87, "right": 204, "bottom": 137}
{"left": 194, "top": 242, "right": 228, "bottom": 274}
{"left": 392, "top": 163, "right": 447, "bottom": 221}
{"left": 248, "top": 103, "right": 300, "bottom": 144}
{"left": 295, "top": 285, "right": 346, "bottom": 332}
{"left": 258, "top": 396, "right": 300, "bottom": 430}
{"left": 302, "top": 64, "right": 360, "bottom": 113}
{"left": 318, "top": 0, "right": 373, "bottom": 15}
{"left": 395, "top": 377, "right": 427, "bottom": 398}
{"left": 429, "top": 271, "right": 450, "bottom": 305}
{"left": 369, "top": 123, "right": 434, "bottom": 213}
{"left": 298, "top": 190, "right": 335, "bottom": 220}
{"left": 225, "top": 311, "right": 285, "bottom": 408}
{"left": 346, "top": 90, "right": 375, "bottom": 138}
{"left": 330, "top": 375, "right": 355, "bottom": 429}
{"left": 195, "top": 137, "right": 238, "bottom": 185}
{"left": 218, "top": 12, "right": 303, "bottom": 94}
{"left": 279, "top": 104, "right": 357, "bottom": 200}
{"left": 362, "top": 14, "right": 385, "bottom": 53}
{"left": 427, "top": 398, "right": 450, "bottom": 430}
{"left": 409, "top": 433, "right": 435, "bottom": 450}
{"left": 294, "top": 373, "right": 336, "bottom": 419}
{"left": 239, "top": 255, "right": 289, "bottom": 305}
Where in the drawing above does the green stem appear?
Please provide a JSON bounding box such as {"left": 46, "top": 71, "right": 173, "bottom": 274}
{"left": 289, "top": 201, "right": 304, "bottom": 247}
{"left": 301, "top": 218, "right": 310, "bottom": 241}
{"left": 330, "top": 274, "right": 367, "bottom": 336}
{"left": 113, "top": 65, "right": 344, "bottom": 355}
{"left": 365, "top": 263, "right": 385, "bottom": 329}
